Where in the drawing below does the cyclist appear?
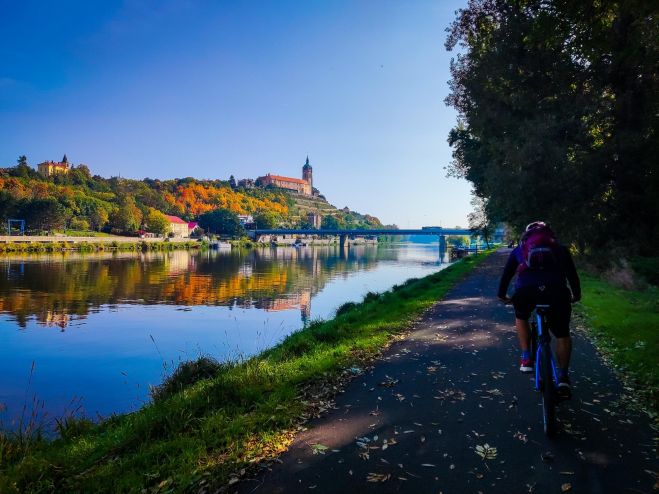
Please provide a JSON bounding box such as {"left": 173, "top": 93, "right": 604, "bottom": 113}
{"left": 497, "top": 221, "right": 581, "bottom": 398}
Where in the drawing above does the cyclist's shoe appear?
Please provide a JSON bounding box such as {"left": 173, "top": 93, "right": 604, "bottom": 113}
{"left": 519, "top": 357, "right": 534, "bottom": 373}
{"left": 557, "top": 376, "right": 572, "bottom": 400}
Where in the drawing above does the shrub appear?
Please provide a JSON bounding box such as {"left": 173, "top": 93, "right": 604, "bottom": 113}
{"left": 335, "top": 301, "right": 357, "bottom": 317}
{"left": 152, "top": 356, "right": 224, "bottom": 402}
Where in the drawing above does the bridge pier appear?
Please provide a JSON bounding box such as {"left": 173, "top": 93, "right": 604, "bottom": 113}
{"left": 339, "top": 234, "right": 348, "bottom": 248}
{"left": 438, "top": 235, "right": 447, "bottom": 263}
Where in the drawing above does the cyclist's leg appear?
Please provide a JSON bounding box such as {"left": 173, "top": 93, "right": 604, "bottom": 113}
{"left": 512, "top": 287, "right": 535, "bottom": 371}
{"left": 550, "top": 289, "right": 572, "bottom": 367}
{"left": 549, "top": 290, "right": 572, "bottom": 396}
{"left": 515, "top": 318, "right": 531, "bottom": 352}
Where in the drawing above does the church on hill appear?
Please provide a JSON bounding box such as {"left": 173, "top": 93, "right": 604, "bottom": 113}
{"left": 256, "top": 157, "right": 314, "bottom": 196}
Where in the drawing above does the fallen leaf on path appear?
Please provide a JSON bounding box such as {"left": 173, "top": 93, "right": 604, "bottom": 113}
{"left": 311, "top": 444, "right": 329, "bottom": 455}
{"left": 561, "top": 483, "right": 572, "bottom": 492}
{"left": 475, "top": 444, "right": 498, "bottom": 460}
{"left": 366, "top": 473, "right": 391, "bottom": 482}
{"left": 421, "top": 463, "right": 436, "bottom": 467}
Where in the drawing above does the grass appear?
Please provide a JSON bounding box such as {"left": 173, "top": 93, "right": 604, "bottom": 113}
{"left": 58, "top": 230, "right": 115, "bottom": 237}
{"left": 0, "top": 252, "right": 492, "bottom": 493}
{"left": 0, "top": 240, "right": 202, "bottom": 254}
{"left": 577, "top": 272, "right": 659, "bottom": 413}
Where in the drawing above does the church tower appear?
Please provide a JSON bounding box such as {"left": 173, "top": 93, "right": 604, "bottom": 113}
{"left": 302, "top": 156, "right": 313, "bottom": 188}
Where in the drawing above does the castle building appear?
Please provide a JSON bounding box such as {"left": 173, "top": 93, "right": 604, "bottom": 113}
{"left": 256, "top": 157, "right": 314, "bottom": 196}
{"left": 37, "top": 154, "right": 71, "bottom": 176}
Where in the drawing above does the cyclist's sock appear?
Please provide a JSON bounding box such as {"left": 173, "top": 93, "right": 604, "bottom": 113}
{"left": 521, "top": 350, "right": 531, "bottom": 361}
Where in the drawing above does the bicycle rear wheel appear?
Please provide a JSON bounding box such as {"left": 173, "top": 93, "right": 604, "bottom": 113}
{"left": 539, "top": 346, "right": 557, "bottom": 436}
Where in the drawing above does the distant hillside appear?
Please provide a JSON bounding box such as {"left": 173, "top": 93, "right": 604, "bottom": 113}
{"left": 0, "top": 159, "right": 385, "bottom": 234}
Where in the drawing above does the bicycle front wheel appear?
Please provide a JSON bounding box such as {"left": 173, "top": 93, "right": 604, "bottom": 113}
{"left": 539, "top": 346, "right": 557, "bottom": 437}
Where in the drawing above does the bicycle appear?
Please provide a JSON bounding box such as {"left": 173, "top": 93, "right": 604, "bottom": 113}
{"left": 530, "top": 304, "right": 560, "bottom": 436}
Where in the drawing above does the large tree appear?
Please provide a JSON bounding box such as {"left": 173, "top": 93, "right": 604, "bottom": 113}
{"left": 445, "top": 0, "right": 658, "bottom": 254}
{"left": 109, "top": 196, "right": 143, "bottom": 234}
{"left": 198, "top": 209, "right": 244, "bottom": 237}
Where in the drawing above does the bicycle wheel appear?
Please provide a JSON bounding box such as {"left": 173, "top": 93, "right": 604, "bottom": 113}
{"left": 539, "top": 346, "right": 557, "bottom": 436}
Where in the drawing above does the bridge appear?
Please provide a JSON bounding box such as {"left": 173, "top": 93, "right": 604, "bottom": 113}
{"left": 248, "top": 228, "right": 475, "bottom": 249}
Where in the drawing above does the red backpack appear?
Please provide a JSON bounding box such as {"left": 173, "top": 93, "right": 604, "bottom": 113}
{"left": 518, "top": 226, "right": 559, "bottom": 272}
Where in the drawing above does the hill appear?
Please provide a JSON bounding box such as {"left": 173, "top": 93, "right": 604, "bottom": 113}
{"left": 0, "top": 159, "right": 384, "bottom": 235}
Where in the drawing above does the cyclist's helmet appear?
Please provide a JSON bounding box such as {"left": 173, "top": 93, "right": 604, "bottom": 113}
{"left": 525, "top": 221, "right": 548, "bottom": 232}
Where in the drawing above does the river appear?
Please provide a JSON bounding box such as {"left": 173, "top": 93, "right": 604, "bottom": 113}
{"left": 0, "top": 243, "right": 450, "bottom": 430}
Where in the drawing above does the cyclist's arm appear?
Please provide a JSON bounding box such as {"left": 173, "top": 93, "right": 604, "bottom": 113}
{"left": 562, "top": 246, "right": 581, "bottom": 302}
{"left": 497, "top": 250, "right": 519, "bottom": 300}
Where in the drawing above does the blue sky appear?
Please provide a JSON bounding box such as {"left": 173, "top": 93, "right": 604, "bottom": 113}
{"left": 1, "top": 0, "right": 471, "bottom": 228}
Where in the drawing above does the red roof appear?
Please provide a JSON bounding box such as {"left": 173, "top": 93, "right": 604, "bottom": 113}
{"left": 266, "top": 174, "right": 308, "bottom": 185}
{"left": 188, "top": 221, "right": 199, "bottom": 229}
{"left": 165, "top": 215, "right": 187, "bottom": 224}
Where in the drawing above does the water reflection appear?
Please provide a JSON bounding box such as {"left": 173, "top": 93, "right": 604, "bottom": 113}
{"left": 0, "top": 246, "right": 398, "bottom": 329}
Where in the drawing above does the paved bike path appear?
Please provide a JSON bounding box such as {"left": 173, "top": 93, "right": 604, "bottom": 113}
{"left": 236, "top": 250, "right": 656, "bottom": 493}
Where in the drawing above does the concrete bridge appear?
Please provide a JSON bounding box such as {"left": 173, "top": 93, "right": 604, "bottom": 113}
{"left": 248, "top": 228, "right": 475, "bottom": 249}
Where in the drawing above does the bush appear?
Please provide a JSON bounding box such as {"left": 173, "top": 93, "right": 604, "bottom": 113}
{"left": 152, "top": 356, "right": 224, "bottom": 402}
{"left": 335, "top": 301, "right": 357, "bottom": 317}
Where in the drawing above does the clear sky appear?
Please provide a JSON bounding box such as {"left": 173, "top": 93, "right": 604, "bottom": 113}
{"left": 1, "top": 0, "right": 472, "bottom": 228}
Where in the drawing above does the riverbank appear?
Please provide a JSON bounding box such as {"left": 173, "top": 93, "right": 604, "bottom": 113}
{"left": 0, "top": 252, "right": 492, "bottom": 493}
{"left": 576, "top": 271, "right": 658, "bottom": 413}
{"left": 0, "top": 237, "right": 203, "bottom": 253}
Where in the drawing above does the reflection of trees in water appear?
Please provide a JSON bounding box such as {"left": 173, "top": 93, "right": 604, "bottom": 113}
{"left": 0, "top": 246, "right": 399, "bottom": 328}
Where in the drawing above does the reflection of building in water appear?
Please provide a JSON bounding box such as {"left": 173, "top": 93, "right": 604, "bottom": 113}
{"left": 165, "top": 250, "right": 195, "bottom": 274}
{"left": 42, "top": 311, "right": 70, "bottom": 330}
{"left": 0, "top": 245, "right": 393, "bottom": 329}
{"left": 263, "top": 289, "right": 312, "bottom": 324}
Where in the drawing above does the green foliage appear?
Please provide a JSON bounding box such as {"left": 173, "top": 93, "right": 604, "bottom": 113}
{"left": 145, "top": 208, "right": 170, "bottom": 235}
{"left": 198, "top": 209, "right": 244, "bottom": 236}
{"left": 320, "top": 215, "right": 343, "bottom": 230}
{"left": 0, "top": 253, "right": 492, "bottom": 493}
{"left": 446, "top": 0, "right": 658, "bottom": 255}
{"left": 152, "top": 356, "right": 225, "bottom": 403}
{"left": 108, "top": 196, "right": 142, "bottom": 234}
{"left": 253, "top": 210, "right": 279, "bottom": 229}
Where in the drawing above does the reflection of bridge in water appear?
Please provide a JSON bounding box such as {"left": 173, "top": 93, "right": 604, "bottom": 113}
{"left": 250, "top": 228, "right": 477, "bottom": 254}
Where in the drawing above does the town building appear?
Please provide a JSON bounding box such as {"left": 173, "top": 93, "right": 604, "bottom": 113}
{"left": 307, "top": 212, "right": 322, "bottom": 229}
{"left": 188, "top": 221, "right": 200, "bottom": 236}
{"left": 37, "top": 154, "right": 71, "bottom": 176}
{"left": 165, "top": 215, "right": 190, "bottom": 238}
{"left": 256, "top": 157, "right": 314, "bottom": 196}
{"left": 238, "top": 215, "right": 254, "bottom": 227}
{"left": 237, "top": 178, "right": 255, "bottom": 189}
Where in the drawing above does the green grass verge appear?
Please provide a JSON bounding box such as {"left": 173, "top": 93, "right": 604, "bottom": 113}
{"left": 577, "top": 273, "right": 658, "bottom": 412}
{"left": 0, "top": 240, "right": 202, "bottom": 254}
{"left": 0, "top": 252, "right": 492, "bottom": 493}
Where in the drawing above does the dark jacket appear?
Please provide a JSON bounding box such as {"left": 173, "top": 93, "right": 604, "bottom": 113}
{"left": 497, "top": 245, "right": 581, "bottom": 300}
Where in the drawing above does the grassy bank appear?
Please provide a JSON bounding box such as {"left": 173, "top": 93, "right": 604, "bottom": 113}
{"left": 577, "top": 273, "right": 658, "bottom": 413}
{"left": 0, "top": 240, "right": 203, "bottom": 254}
{"left": 0, "top": 252, "right": 491, "bottom": 493}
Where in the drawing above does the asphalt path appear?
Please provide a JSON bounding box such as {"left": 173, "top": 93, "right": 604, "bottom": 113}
{"left": 236, "top": 250, "right": 657, "bottom": 494}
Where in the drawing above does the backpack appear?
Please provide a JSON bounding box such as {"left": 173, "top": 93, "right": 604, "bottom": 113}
{"left": 517, "top": 226, "right": 560, "bottom": 272}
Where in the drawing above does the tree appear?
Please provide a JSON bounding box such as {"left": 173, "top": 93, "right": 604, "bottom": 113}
{"left": 21, "top": 198, "right": 69, "bottom": 232}
{"left": 89, "top": 206, "right": 110, "bottom": 231}
{"left": 253, "top": 210, "right": 279, "bottom": 229}
{"left": 145, "top": 208, "right": 170, "bottom": 236}
{"left": 321, "top": 215, "right": 344, "bottom": 230}
{"left": 13, "top": 155, "right": 33, "bottom": 178}
{"left": 109, "top": 196, "right": 142, "bottom": 233}
{"left": 228, "top": 175, "right": 237, "bottom": 189}
{"left": 445, "top": 0, "right": 659, "bottom": 255}
{"left": 467, "top": 195, "right": 494, "bottom": 248}
{"left": 198, "top": 209, "right": 244, "bottom": 237}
